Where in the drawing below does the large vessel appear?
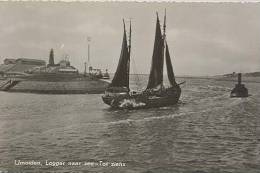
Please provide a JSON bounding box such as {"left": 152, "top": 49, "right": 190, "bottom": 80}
{"left": 102, "top": 11, "right": 182, "bottom": 109}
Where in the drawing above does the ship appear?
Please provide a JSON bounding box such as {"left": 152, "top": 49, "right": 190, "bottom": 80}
{"left": 230, "top": 73, "right": 249, "bottom": 97}
{"left": 102, "top": 11, "right": 182, "bottom": 109}
{"left": 102, "top": 69, "right": 110, "bottom": 79}
{"left": 89, "top": 67, "right": 110, "bottom": 80}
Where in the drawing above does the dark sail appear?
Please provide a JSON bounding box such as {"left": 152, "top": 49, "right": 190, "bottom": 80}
{"left": 109, "top": 21, "right": 130, "bottom": 89}
{"left": 165, "top": 43, "right": 177, "bottom": 86}
{"left": 146, "top": 15, "right": 164, "bottom": 89}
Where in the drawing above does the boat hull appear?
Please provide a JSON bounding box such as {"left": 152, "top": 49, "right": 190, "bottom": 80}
{"left": 230, "top": 84, "right": 249, "bottom": 98}
{"left": 102, "top": 86, "right": 181, "bottom": 109}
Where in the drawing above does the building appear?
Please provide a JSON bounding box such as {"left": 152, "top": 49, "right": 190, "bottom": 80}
{"left": 0, "top": 58, "right": 46, "bottom": 76}
{"left": 16, "top": 58, "right": 45, "bottom": 66}
{"left": 4, "top": 58, "right": 16, "bottom": 65}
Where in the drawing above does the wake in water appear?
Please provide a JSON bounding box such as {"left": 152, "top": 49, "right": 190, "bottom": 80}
{"left": 119, "top": 99, "right": 146, "bottom": 109}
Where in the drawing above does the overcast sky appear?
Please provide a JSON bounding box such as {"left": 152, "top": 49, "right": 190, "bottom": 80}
{"left": 0, "top": 2, "right": 259, "bottom": 76}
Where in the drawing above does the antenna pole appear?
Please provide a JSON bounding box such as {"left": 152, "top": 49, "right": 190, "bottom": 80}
{"left": 88, "top": 44, "right": 90, "bottom": 64}
{"left": 87, "top": 36, "right": 91, "bottom": 74}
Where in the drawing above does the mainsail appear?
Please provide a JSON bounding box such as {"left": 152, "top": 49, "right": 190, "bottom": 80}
{"left": 146, "top": 14, "right": 164, "bottom": 89}
{"left": 165, "top": 42, "right": 177, "bottom": 86}
{"left": 109, "top": 20, "right": 130, "bottom": 89}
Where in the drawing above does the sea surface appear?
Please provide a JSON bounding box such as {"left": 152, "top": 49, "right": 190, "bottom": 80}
{"left": 0, "top": 76, "right": 259, "bottom": 173}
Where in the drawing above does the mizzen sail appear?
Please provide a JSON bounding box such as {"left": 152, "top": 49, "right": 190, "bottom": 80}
{"left": 146, "top": 14, "right": 164, "bottom": 89}
{"left": 165, "top": 42, "right": 177, "bottom": 86}
{"left": 109, "top": 20, "right": 130, "bottom": 89}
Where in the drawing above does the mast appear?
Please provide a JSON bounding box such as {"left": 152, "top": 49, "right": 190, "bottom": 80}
{"left": 163, "top": 9, "right": 166, "bottom": 43}
{"left": 129, "top": 19, "right": 132, "bottom": 57}
{"left": 161, "top": 9, "right": 166, "bottom": 88}
{"left": 126, "top": 19, "right": 131, "bottom": 88}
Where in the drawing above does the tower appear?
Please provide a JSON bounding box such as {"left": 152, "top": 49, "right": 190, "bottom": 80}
{"left": 49, "top": 48, "right": 55, "bottom": 66}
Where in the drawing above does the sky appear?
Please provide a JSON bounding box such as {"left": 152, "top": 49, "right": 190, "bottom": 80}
{"left": 0, "top": 2, "right": 259, "bottom": 76}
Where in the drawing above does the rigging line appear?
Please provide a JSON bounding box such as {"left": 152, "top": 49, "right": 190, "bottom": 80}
{"left": 126, "top": 18, "right": 141, "bottom": 90}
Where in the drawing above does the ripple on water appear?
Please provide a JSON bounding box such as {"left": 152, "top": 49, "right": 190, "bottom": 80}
{"left": 0, "top": 77, "right": 259, "bottom": 172}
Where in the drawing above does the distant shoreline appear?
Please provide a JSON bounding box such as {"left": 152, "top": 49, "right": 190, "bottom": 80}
{"left": 119, "top": 73, "right": 260, "bottom": 83}
{"left": 178, "top": 75, "right": 260, "bottom": 83}
{"left": 214, "top": 77, "right": 260, "bottom": 83}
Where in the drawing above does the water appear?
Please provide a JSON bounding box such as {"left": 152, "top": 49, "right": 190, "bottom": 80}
{"left": 0, "top": 76, "right": 259, "bottom": 173}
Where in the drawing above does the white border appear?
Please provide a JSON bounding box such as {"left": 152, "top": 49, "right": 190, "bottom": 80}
{"left": 0, "top": 0, "right": 260, "bottom": 3}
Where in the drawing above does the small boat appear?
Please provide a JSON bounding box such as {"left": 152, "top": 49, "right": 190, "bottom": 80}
{"left": 102, "top": 11, "right": 182, "bottom": 109}
{"left": 230, "top": 73, "right": 249, "bottom": 98}
{"left": 102, "top": 69, "right": 110, "bottom": 79}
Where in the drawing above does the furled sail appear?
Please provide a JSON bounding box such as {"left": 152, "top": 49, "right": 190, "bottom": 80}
{"left": 109, "top": 21, "right": 130, "bottom": 89}
{"left": 146, "top": 15, "right": 164, "bottom": 89}
{"left": 165, "top": 42, "right": 177, "bottom": 86}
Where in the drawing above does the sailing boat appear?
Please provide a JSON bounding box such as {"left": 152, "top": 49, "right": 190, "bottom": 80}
{"left": 102, "top": 12, "right": 182, "bottom": 109}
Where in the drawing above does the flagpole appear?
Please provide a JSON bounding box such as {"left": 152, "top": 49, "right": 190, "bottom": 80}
{"left": 87, "top": 36, "right": 91, "bottom": 74}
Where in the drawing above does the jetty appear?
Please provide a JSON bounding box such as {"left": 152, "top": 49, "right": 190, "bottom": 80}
{"left": 0, "top": 49, "right": 110, "bottom": 94}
